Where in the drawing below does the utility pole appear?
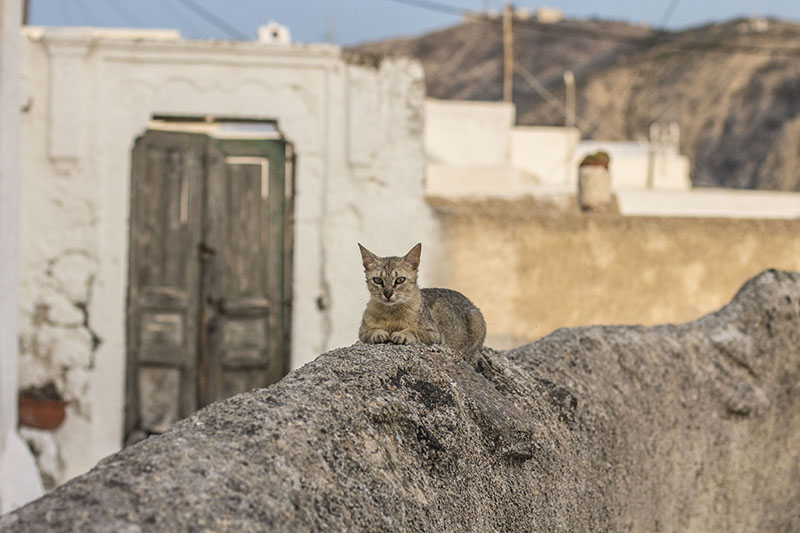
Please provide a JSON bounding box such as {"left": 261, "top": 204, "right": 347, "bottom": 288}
{"left": 563, "top": 70, "right": 575, "bottom": 127}
{"left": 502, "top": 1, "right": 513, "bottom": 102}
{"left": 22, "top": 0, "right": 30, "bottom": 25}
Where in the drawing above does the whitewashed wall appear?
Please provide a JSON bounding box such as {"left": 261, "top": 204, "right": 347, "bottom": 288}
{"left": 18, "top": 27, "right": 436, "bottom": 486}
{"left": 578, "top": 140, "right": 691, "bottom": 191}
{"left": 510, "top": 126, "right": 581, "bottom": 187}
{"left": 0, "top": 0, "right": 44, "bottom": 513}
{"left": 424, "top": 98, "right": 515, "bottom": 166}
{"left": 425, "top": 98, "right": 692, "bottom": 197}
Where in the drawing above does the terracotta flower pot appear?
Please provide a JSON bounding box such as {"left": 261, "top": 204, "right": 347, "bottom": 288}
{"left": 18, "top": 395, "right": 67, "bottom": 430}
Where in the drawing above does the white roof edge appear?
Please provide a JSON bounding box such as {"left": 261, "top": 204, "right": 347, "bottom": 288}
{"left": 617, "top": 188, "right": 800, "bottom": 219}
{"left": 24, "top": 25, "right": 182, "bottom": 41}
{"left": 22, "top": 25, "right": 341, "bottom": 55}
{"left": 424, "top": 97, "right": 515, "bottom": 108}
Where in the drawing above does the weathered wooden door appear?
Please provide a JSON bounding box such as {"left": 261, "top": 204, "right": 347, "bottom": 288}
{"left": 126, "top": 129, "right": 293, "bottom": 443}
{"left": 201, "top": 138, "right": 290, "bottom": 405}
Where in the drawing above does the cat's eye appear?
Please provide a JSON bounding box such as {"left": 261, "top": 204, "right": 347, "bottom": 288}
{"left": 372, "top": 277, "right": 383, "bottom": 285}
{"left": 394, "top": 277, "right": 406, "bottom": 286}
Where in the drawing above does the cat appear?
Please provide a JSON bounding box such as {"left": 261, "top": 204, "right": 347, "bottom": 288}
{"left": 358, "top": 243, "right": 486, "bottom": 355}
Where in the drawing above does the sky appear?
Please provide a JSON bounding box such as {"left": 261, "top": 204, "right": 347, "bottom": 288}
{"left": 27, "top": 0, "right": 800, "bottom": 46}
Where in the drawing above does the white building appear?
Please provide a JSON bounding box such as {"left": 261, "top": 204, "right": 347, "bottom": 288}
{"left": 424, "top": 97, "right": 800, "bottom": 219}
{"left": 17, "top": 26, "right": 437, "bottom": 487}
{"left": 0, "top": 0, "right": 44, "bottom": 513}
{"left": 425, "top": 98, "right": 691, "bottom": 199}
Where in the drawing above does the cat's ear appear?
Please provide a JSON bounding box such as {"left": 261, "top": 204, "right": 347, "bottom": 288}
{"left": 358, "top": 243, "right": 379, "bottom": 270}
{"left": 403, "top": 243, "right": 422, "bottom": 270}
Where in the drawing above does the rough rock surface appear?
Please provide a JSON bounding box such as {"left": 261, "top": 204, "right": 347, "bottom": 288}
{"left": 3, "top": 270, "right": 800, "bottom": 532}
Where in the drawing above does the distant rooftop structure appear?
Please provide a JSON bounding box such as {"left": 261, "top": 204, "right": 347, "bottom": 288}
{"left": 424, "top": 98, "right": 690, "bottom": 194}
{"left": 258, "top": 21, "right": 291, "bottom": 44}
{"left": 423, "top": 98, "right": 800, "bottom": 219}
{"left": 534, "top": 6, "right": 565, "bottom": 24}
{"left": 467, "top": 5, "right": 564, "bottom": 23}
{"left": 737, "top": 17, "right": 770, "bottom": 33}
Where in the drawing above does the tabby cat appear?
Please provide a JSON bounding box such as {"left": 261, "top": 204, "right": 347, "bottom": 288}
{"left": 358, "top": 243, "right": 486, "bottom": 355}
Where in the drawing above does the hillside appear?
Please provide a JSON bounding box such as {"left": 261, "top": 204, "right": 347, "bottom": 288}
{"left": 354, "top": 16, "right": 800, "bottom": 191}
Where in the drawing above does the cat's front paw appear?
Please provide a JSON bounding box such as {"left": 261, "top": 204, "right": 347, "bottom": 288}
{"left": 366, "top": 329, "right": 390, "bottom": 344}
{"left": 390, "top": 330, "right": 419, "bottom": 345}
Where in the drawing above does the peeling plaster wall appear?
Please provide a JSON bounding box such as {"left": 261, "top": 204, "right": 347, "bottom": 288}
{"left": 0, "top": 0, "right": 21, "bottom": 447}
{"left": 0, "top": 0, "right": 44, "bottom": 513}
{"left": 18, "top": 27, "right": 435, "bottom": 486}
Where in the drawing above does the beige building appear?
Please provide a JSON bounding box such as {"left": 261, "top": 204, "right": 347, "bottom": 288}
{"left": 433, "top": 199, "right": 800, "bottom": 348}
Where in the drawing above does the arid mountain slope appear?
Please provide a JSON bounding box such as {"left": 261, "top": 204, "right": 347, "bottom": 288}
{"left": 355, "top": 17, "right": 800, "bottom": 190}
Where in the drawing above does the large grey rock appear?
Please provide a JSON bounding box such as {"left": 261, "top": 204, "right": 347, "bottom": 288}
{"left": 3, "top": 270, "right": 800, "bottom": 532}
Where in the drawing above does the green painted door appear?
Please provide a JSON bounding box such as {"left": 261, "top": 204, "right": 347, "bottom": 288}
{"left": 126, "top": 130, "right": 293, "bottom": 444}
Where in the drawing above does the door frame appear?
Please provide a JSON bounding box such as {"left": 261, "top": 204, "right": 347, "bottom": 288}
{"left": 124, "top": 119, "right": 295, "bottom": 443}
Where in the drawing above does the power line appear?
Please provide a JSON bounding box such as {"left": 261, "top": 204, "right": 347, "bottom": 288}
{"left": 172, "top": 0, "right": 249, "bottom": 40}
{"left": 105, "top": 0, "right": 146, "bottom": 27}
{"left": 381, "top": 0, "right": 800, "bottom": 58}
{"left": 70, "top": 0, "right": 99, "bottom": 26}
{"left": 60, "top": 0, "right": 73, "bottom": 25}
{"left": 382, "top": 0, "right": 800, "bottom": 150}
{"left": 508, "top": 18, "right": 800, "bottom": 58}
{"left": 157, "top": 0, "right": 206, "bottom": 36}
{"left": 382, "top": 0, "right": 469, "bottom": 16}
{"left": 514, "top": 63, "right": 571, "bottom": 124}
{"left": 658, "top": 0, "right": 681, "bottom": 28}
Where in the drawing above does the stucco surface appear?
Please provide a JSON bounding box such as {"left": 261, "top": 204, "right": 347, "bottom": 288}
{"left": 18, "top": 27, "right": 434, "bottom": 484}
{"left": 0, "top": 0, "right": 44, "bottom": 512}
{"left": 431, "top": 198, "right": 800, "bottom": 348}
{"left": 423, "top": 99, "right": 691, "bottom": 196}
{"left": 2, "top": 270, "right": 799, "bottom": 532}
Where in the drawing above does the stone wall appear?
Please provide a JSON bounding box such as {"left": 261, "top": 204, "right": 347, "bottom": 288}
{"left": 2, "top": 270, "right": 799, "bottom": 531}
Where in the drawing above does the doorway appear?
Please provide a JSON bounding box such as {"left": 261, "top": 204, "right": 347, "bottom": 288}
{"left": 124, "top": 119, "right": 294, "bottom": 443}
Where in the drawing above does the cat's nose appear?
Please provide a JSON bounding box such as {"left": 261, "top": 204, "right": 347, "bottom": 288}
{"left": 383, "top": 289, "right": 394, "bottom": 300}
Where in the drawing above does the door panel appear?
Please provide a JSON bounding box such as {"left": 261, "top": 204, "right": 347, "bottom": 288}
{"left": 138, "top": 367, "right": 181, "bottom": 433}
{"left": 202, "top": 138, "right": 287, "bottom": 406}
{"left": 126, "top": 130, "right": 206, "bottom": 441}
{"left": 225, "top": 158, "right": 268, "bottom": 298}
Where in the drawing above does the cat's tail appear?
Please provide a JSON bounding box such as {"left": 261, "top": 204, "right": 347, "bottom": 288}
{"left": 465, "top": 308, "right": 487, "bottom": 355}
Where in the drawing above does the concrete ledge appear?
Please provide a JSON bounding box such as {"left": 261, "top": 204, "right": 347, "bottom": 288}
{"left": 617, "top": 188, "right": 800, "bottom": 219}
{"left": 2, "top": 270, "right": 800, "bottom": 531}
